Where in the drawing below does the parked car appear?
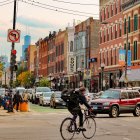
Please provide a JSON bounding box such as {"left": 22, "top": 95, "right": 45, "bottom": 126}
{"left": 32, "top": 87, "right": 52, "bottom": 104}
{"left": 90, "top": 89, "right": 140, "bottom": 118}
{"left": 0, "top": 88, "right": 5, "bottom": 98}
{"left": 39, "top": 92, "right": 53, "bottom": 106}
{"left": 50, "top": 91, "right": 66, "bottom": 108}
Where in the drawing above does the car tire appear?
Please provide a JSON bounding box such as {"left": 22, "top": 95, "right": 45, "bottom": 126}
{"left": 109, "top": 106, "right": 119, "bottom": 118}
{"left": 133, "top": 105, "right": 140, "bottom": 117}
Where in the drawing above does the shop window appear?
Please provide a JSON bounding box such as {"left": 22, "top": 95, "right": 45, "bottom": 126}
{"left": 134, "top": 14, "right": 138, "bottom": 31}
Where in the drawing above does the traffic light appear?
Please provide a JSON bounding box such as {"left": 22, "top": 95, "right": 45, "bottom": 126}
{"left": 10, "top": 50, "right": 17, "bottom": 68}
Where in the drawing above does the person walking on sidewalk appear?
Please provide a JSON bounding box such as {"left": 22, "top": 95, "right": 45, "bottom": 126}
{"left": 13, "top": 91, "right": 22, "bottom": 111}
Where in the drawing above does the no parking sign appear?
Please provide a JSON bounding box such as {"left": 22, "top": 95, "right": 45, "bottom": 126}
{"left": 7, "top": 29, "right": 20, "bottom": 43}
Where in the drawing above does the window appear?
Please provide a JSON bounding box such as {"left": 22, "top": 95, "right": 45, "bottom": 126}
{"left": 128, "top": 92, "right": 135, "bottom": 99}
{"left": 111, "top": 5, "right": 113, "bottom": 17}
{"left": 115, "top": 25, "right": 117, "bottom": 38}
{"left": 124, "top": 18, "right": 127, "bottom": 34}
{"left": 107, "top": 51, "right": 108, "bottom": 66}
{"left": 128, "top": 17, "right": 131, "bottom": 33}
{"left": 111, "top": 49, "right": 113, "bottom": 65}
{"left": 119, "top": 24, "right": 122, "bottom": 37}
{"left": 107, "top": 29, "right": 109, "bottom": 41}
{"left": 114, "top": 48, "right": 116, "bottom": 65}
{"left": 70, "top": 41, "right": 73, "bottom": 52}
{"left": 124, "top": 43, "right": 126, "bottom": 50}
{"left": 134, "top": 41, "right": 137, "bottom": 60}
{"left": 111, "top": 27, "right": 113, "bottom": 40}
{"left": 128, "top": 42, "right": 130, "bottom": 50}
{"left": 61, "top": 43, "right": 64, "bottom": 54}
{"left": 134, "top": 14, "right": 138, "bottom": 31}
{"left": 115, "top": 3, "right": 117, "bottom": 14}
{"left": 121, "top": 92, "right": 128, "bottom": 99}
{"left": 135, "top": 92, "right": 140, "bottom": 98}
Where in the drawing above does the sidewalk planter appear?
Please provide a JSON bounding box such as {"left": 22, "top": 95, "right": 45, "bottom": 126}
{"left": 20, "top": 101, "right": 28, "bottom": 112}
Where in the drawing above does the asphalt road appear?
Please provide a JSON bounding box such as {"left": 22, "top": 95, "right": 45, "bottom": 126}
{"left": 0, "top": 104, "right": 140, "bottom": 140}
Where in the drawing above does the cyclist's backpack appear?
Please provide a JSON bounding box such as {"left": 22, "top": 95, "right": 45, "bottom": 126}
{"left": 61, "top": 89, "right": 79, "bottom": 106}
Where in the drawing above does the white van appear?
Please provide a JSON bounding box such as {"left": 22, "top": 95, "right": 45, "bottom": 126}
{"left": 16, "top": 87, "right": 25, "bottom": 95}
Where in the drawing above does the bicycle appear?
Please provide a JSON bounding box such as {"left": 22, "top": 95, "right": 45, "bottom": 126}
{"left": 60, "top": 109, "right": 96, "bottom": 140}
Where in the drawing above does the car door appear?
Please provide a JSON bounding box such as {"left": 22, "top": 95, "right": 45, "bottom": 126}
{"left": 127, "top": 91, "right": 137, "bottom": 112}
{"left": 119, "top": 92, "right": 129, "bottom": 113}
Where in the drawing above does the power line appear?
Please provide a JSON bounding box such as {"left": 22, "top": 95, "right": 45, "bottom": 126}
{"left": 52, "top": 0, "right": 99, "bottom": 6}
{"left": 26, "top": 0, "right": 98, "bottom": 15}
{"left": 0, "top": 1, "right": 14, "bottom": 6}
{"left": 18, "top": 0, "right": 99, "bottom": 18}
{"left": 0, "top": 0, "right": 12, "bottom": 3}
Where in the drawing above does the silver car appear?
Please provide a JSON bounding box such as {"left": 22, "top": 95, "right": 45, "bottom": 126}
{"left": 39, "top": 92, "right": 53, "bottom": 106}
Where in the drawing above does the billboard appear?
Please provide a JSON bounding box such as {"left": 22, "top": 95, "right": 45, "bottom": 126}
{"left": 68, "top": 56, "right": 76, "bottom": 73}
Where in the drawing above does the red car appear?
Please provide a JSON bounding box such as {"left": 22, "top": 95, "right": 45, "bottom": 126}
{"left": 91, "top": 89, "right": 140, "bottom": 118}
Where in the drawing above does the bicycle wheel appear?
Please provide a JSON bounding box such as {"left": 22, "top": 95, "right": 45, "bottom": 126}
{"left": 82, "top": 117, "right": 96, "bottom": 139}
{"left": 60, "top": 118, "right": 76, "bottom": 140}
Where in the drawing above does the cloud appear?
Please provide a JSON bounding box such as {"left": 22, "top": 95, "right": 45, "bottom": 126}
{"left": 17, "top": 16, "right": 56, "bottom": 29}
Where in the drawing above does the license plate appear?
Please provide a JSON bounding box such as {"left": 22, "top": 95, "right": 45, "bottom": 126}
{"left": 62, "top": 103, "right": 66, "bottom": 105}
{"left": 93, "top": 106, "right": 97, "bottom": 109}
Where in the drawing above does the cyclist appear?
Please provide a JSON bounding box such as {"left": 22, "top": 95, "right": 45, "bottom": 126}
{"left": 67, "top": 86, "right": 93, "bottom": 131}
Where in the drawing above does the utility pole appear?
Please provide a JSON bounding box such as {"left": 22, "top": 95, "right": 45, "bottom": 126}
{"left": 125, "top": 25, "right": 128, "bottom": 87}
{"left": 10, "top": 0, "right": 17, "bottom": 88}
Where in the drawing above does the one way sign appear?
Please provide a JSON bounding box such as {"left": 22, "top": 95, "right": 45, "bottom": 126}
{"left": 7, "top": 29, "right": 20, "bottom": 43}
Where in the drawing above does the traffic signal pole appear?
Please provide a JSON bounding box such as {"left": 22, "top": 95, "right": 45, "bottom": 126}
{"left": 10, "top": 0, "right": 17, "bottom": 87}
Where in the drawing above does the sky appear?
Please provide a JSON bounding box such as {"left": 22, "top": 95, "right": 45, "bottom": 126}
{"left": 0, "top": 0, "right": 99, "bottom": 61}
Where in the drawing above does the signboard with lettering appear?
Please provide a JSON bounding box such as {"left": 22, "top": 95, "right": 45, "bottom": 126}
{"left": 68, "top": 56, "right": 76, "bottom": 73}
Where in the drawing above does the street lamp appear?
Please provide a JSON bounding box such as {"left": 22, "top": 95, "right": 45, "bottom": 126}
{"left": 62, "top": 71, "right": 65, "bottom": 89}
{"left": 101, "top": 63, "right": 105, "bottom": 91}
{"left": 49, "top": 73, "right": 52, "bottom": 88}
{"left": 77, "top": 68, "right": 83, "bottom": 87}
{"left": 101, "top": 21, "right": 129, "bottom": 87}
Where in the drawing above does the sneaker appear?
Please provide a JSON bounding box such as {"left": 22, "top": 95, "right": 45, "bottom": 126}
{"left": 79, "top": 126, "right": 86, "bottom": 131}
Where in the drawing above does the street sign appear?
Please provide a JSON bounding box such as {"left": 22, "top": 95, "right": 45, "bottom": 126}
{"left": 7, "top": 29, "right": 20, "bottom": 43}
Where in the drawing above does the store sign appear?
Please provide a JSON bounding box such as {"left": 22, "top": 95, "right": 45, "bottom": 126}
{"left": 69, "top": 56, "right": 76, "bottom": 73}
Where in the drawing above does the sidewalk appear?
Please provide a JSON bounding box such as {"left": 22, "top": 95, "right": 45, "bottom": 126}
{"left": 0, "top": 107, "right": 32, "bottom": 116}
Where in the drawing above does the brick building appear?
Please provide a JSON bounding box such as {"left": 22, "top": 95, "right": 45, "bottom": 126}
{"left": 99, "top": 0, "right": 123, "bottom": 90}
{"left": 74, "top": 17, "right": 99, "bottom": 90}
{"left": 27, "top": 45, "right": 36, "bottom": 73}
{"left": 121, "top": 0, "right": 140, "bottom": 86}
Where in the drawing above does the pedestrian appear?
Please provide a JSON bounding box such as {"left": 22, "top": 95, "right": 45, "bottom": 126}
{"left": 22, "top": 90, "right": 30, "bottom": 102}
{"left": 13, "top": 91, "right": 22, "bottom": 112}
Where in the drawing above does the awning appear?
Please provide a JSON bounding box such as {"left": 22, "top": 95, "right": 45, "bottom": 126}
{"left": 119, "top": 69, "right": 140, "bottom": 82}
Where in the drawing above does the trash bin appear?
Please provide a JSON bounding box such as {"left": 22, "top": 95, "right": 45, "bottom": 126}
{"left": 20, "top": 101, "right": 28, "bottom": 112}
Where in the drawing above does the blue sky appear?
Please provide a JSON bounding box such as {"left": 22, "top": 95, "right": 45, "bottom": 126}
{"left": 0, "top": 0, "right": 99, "bottom": 61}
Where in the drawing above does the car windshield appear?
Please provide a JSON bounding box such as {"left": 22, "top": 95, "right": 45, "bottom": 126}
{"left": 100, "top": 90, "right": 120, "bottom": 99}
{"left": 36, "top": 87, "right": 51, "bottom": 92}
{"left": 55, "top": 93, "right": 61, "bottom": 98}
{"left": 43, "top": 93, "right": 52, "bottom": 97}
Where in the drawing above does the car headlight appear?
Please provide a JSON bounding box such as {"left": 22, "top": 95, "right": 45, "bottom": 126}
{"left": 103, "top": 102, "right": 110, "bottom": 106}
{"left": 55, "top": 99, "right": 59, "bottom": 102}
